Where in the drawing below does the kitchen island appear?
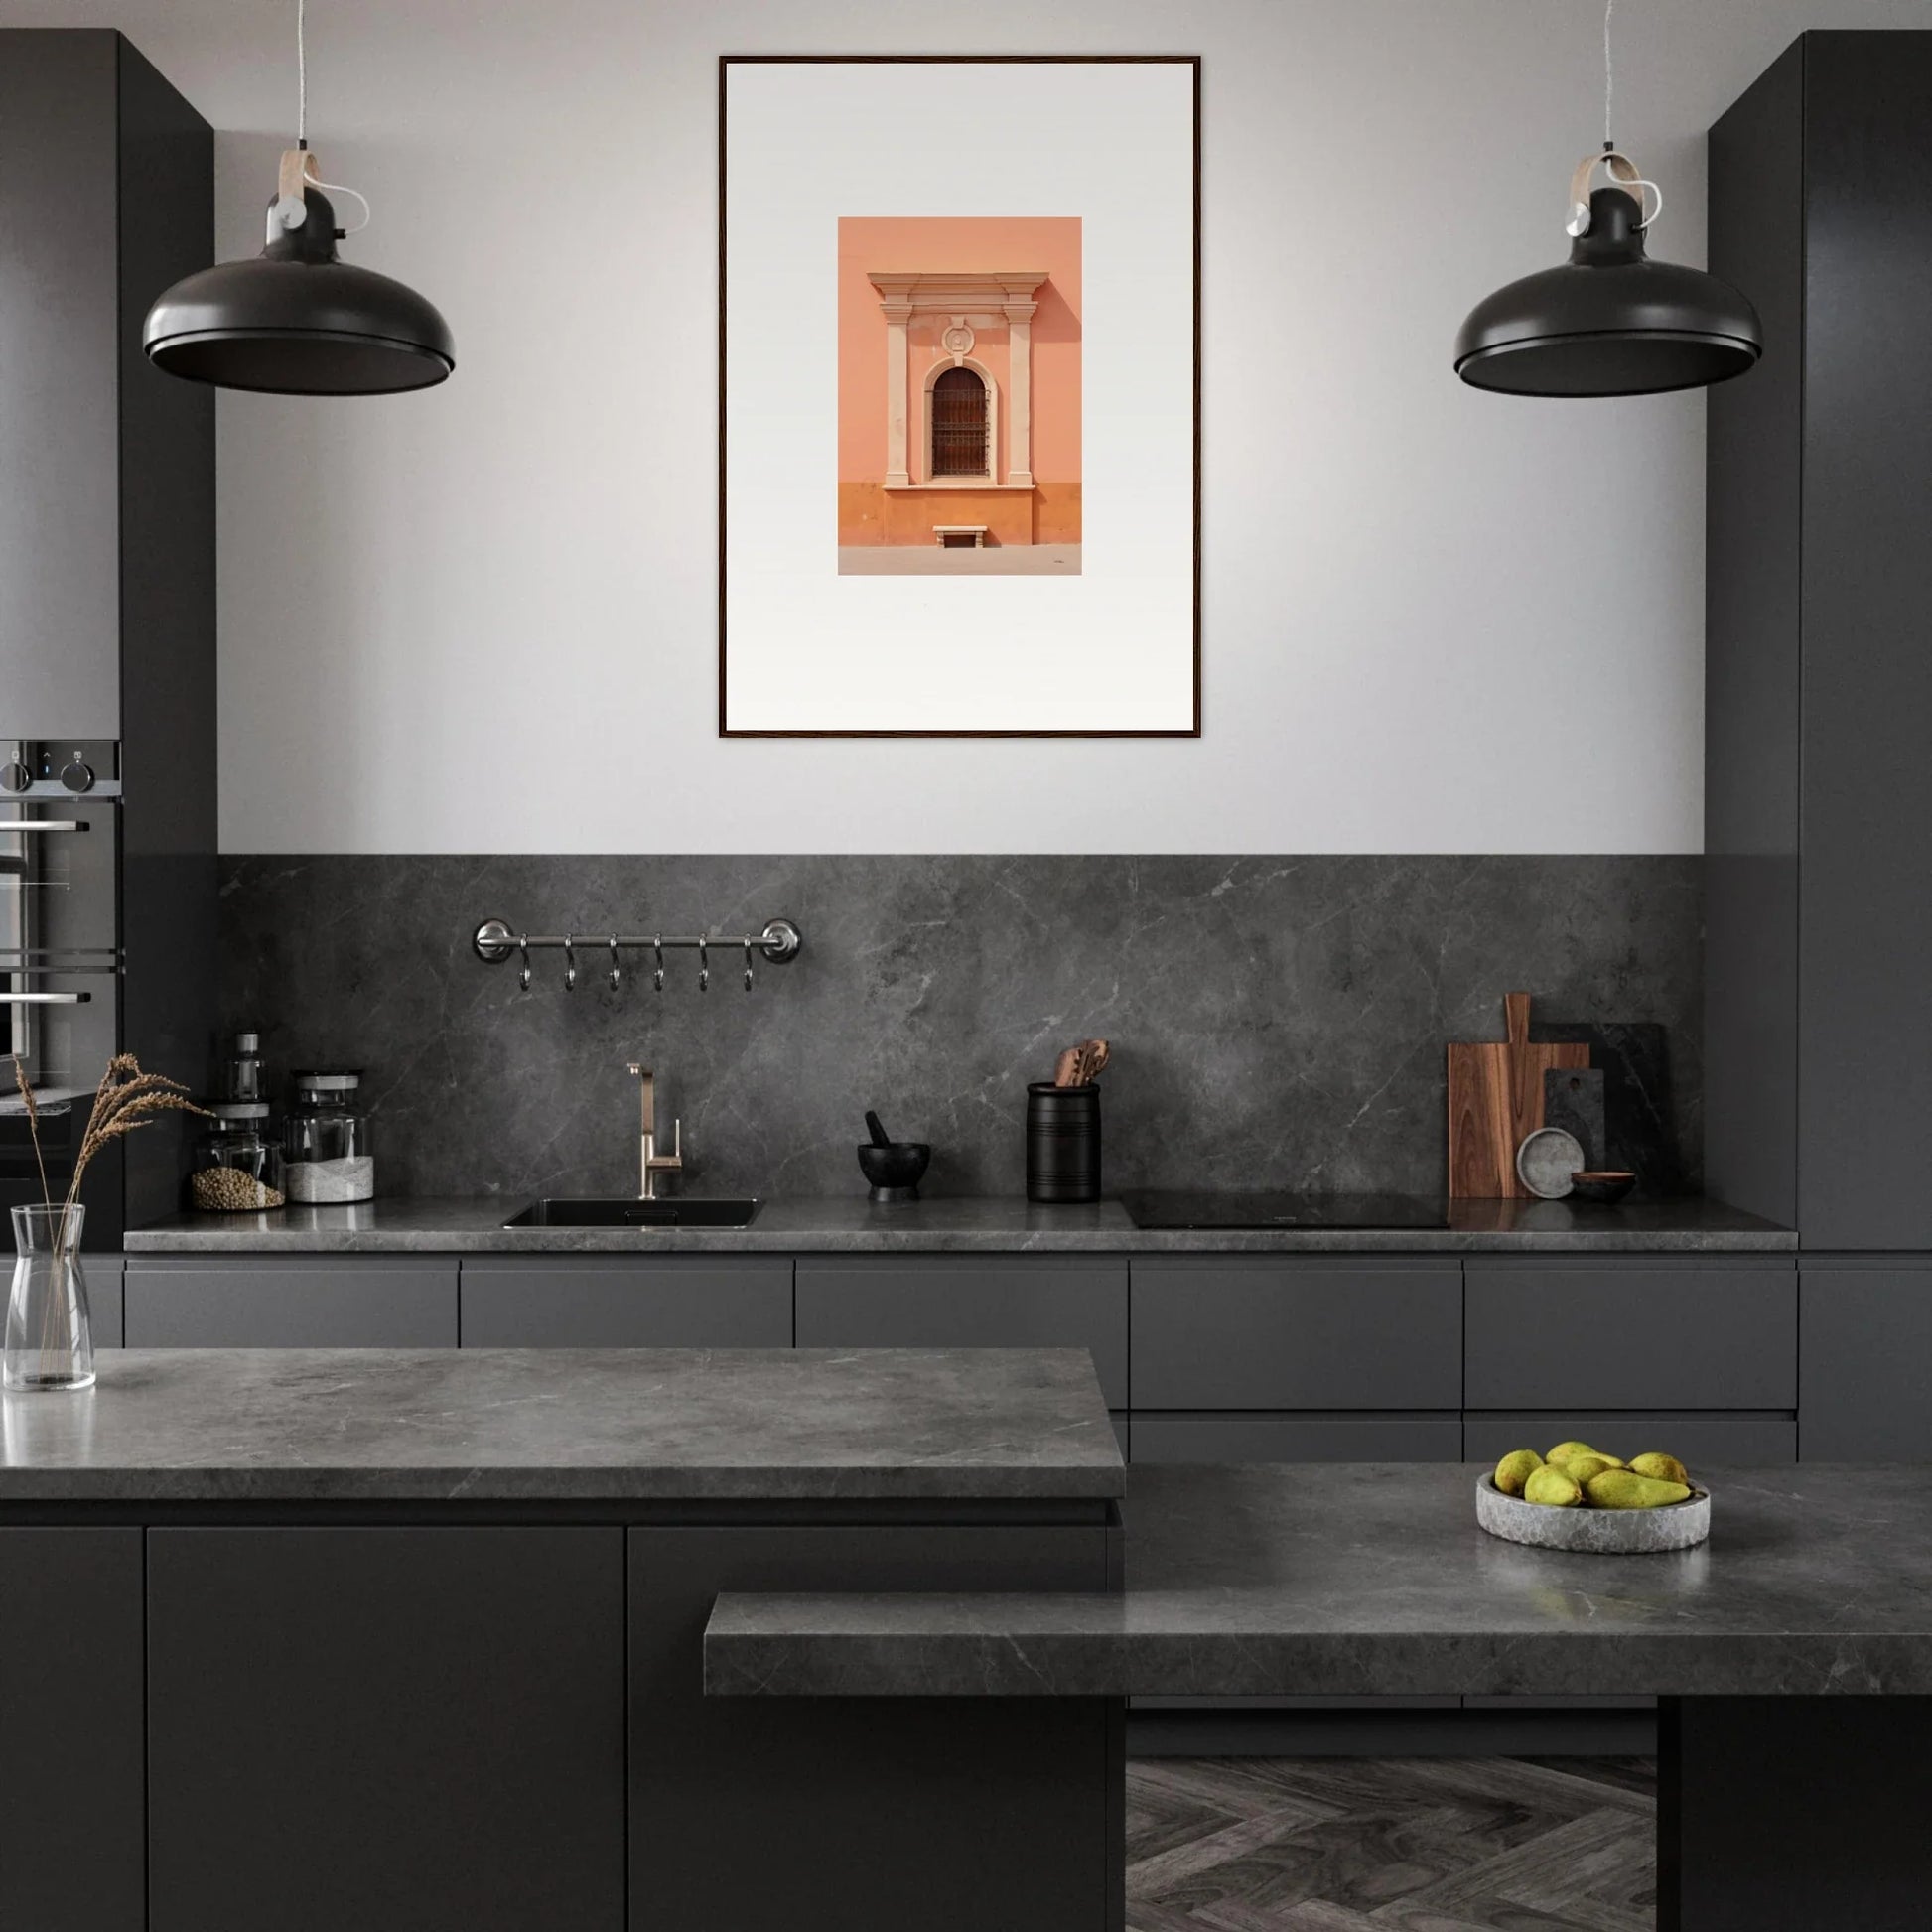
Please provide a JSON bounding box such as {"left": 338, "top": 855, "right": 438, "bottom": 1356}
{"left": 712, "top": 1460, "right": 1932, "bottom": 1932}
{"left": 0, "top": 1346, "right": 1124, "bottom": 1932}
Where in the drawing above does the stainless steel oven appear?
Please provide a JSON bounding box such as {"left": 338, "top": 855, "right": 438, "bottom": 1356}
{"left": 1, "top": 741, "right": 122, "bottom": 1230}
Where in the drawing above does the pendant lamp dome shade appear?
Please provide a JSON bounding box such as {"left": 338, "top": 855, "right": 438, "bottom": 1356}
{"left": 144, "top": 180, "right": 454, "bottom": 395}
{"left": 1455, "top": 179, "right": 1760, "bottom": 399}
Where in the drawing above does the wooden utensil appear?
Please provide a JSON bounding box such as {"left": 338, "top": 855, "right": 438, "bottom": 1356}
{"left": 1052, "top": 1047, "right": 1082, "bottom": 1087}
{"left": 1447, "top": 993, "right": 1588, "bottom": 1198}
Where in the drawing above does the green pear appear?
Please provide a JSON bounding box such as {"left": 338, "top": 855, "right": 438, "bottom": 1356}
{"left": 1553, "top": 1453, "right": 1618, "bottom": 1485}
{"left": 1586, "top": 1469, "right": 1693, "bottom": 1510}
{"left": 1524, "top": 1465, "right": 1585, "bottom": 1507}
{"left": 1628, "top": 1452, "right": 1691, "bottom": 1486}
{"left": 1494, "top": 1449, "right": 1543, "bottom": 1496}
{"left": 1546, "top": 1440, "right": 1599, "bottom": 1464}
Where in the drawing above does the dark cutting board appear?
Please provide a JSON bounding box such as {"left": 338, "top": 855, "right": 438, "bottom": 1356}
{"left": 1447, "top": 993, "right": 1590, "bottom": 1199}
{"left": 1530, "top": 1020, "right": 1685, "bottom": 1197}
{"left": 1544, "top": 1066, "right": 1607, "bottom": 1172}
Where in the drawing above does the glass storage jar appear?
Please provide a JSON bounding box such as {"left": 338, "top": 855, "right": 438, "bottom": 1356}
{"left": 190, "top": 1103, "right": 287, "bottom": 1212}
{"left": 283, "top": 1069, "right": 375, "bottom": 1204}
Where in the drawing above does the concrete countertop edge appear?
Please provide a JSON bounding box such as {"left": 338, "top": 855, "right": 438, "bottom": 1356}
{"left": 120, "top": 1195, "right": 1799, "bottom": 1256}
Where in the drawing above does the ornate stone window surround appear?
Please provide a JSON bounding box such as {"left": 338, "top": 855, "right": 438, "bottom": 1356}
{"left": 867, "top": 270, "right": 1047, "bottom": 491}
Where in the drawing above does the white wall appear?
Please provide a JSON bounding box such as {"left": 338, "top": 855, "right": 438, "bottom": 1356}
{"left": 3, "top": 0, "right": 1925, "bottom": 854}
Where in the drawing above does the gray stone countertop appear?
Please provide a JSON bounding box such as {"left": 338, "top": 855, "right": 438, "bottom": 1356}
{"left": 122, "top": 1194, "right": 1795, "bottom": 1255}
{"left": 706, "top": 1461, "right": 1932, "bottom": 1699}
{"left": 0, "top": 1347, "right": 1123, "bottom": 1504}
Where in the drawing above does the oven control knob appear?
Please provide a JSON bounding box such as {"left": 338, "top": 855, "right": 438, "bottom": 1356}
{"left": 60, "top": 759, "right": 94, "bottom": 794}
{"left": 0, "top": 761, "right": 29, "bottom": 793}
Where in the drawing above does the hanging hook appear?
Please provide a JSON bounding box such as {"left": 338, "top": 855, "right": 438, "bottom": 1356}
{"left": 743, "top": 938, "right": 755, "bottom": 994}
{"left": 653, "top": 937, "right": 665, "bottom": 994}
{"left": 697, "top": 937, "right": 709, "bottom": 994}
{"left": 608, "top": 935, "right": 621, "bottom": 991}
{"left": 517, "top": 934, "right": 531, "bottom": 994}
{"left": 562, "top": 935, "right": 578, "bottom": 992}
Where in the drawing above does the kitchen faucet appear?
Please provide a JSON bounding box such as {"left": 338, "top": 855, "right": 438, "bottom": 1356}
{"left": 624, "top": 1063, "right": 683, "bottom": 1199}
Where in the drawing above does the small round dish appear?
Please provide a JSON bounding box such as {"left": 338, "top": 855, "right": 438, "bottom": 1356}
{"left": 1569, "top": 1170, "right": 1637, "bottom": 1205}
{"left": 1476, "top": 1474, "right": 1711, "bottom": 1553}
{"left": 1516, "top": 1126, "right": 1586, "bottom": 1199}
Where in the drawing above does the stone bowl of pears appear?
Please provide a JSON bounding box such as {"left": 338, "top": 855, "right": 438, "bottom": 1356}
{"left": 1477, "top": 1441, "right": 1710, "bottom": 1554}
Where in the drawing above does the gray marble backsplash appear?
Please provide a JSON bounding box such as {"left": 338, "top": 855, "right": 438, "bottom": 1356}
{"left": 216, "top": 856, "right": 1702, "bottom": 1203}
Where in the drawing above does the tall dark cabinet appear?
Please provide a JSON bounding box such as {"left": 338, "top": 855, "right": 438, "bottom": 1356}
{"left": 1708, "top": 31, "right": 1932, "bottom": 1455}
{"left": 0, "top": 31, "right": 215, "bottom": 1243}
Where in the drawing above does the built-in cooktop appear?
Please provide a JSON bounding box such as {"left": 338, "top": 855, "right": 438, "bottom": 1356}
{"left": 1119, "top": 1192, "right": 1451, "bottom": 1231}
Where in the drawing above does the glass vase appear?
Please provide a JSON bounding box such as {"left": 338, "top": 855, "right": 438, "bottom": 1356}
{"left": 5, "top": 1204, "right": 95, "bottom": 1393}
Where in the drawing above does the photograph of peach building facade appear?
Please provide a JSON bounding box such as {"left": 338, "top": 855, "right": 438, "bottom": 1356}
{"left": 837, "top": 216, "right": 1081, "bottom": 575}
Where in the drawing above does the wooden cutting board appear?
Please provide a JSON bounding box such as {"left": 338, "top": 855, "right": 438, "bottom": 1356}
{"left": 1448, "top": 993, "right": 1589, "bottom": 1198}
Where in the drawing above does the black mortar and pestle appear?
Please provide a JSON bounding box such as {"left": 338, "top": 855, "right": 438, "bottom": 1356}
{"left": 858, "top": 1110, "right": 930, "bottom": 1203}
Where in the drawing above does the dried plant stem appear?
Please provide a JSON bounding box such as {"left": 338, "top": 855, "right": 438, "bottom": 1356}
{"left": 9, "top": 1054, "right": 209, "bottom": 1272}
{"left": 11, "top": 1055, "right": 53, "bottom": 1211}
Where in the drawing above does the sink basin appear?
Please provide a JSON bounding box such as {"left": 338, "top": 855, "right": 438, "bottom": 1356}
{"left": 502, "top": 1197, "right": 761, "bottom": 1229}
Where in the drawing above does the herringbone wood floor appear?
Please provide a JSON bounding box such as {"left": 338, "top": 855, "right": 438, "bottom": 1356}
{"left": 1126, "top": 1756, "right": 1657, "bottom": 1932}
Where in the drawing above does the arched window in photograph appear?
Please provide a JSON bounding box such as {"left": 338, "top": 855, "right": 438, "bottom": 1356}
{"left": 930, "top": 364, "right": 988, "bottom": 478}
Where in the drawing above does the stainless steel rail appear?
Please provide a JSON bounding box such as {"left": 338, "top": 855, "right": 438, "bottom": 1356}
{"left": 472, "top": 916, "right": 802, "bottom": 993}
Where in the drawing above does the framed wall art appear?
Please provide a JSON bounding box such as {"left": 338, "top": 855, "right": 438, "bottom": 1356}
{"left": 719, "top": 56, "right": 1200, "bottom": 737}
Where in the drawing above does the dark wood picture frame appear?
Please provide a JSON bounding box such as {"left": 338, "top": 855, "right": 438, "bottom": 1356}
{"left": 718, "top": 54, "right": 1202, "bottom": 739}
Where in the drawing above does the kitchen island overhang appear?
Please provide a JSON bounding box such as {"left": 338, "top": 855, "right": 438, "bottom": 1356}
{"left": 708, "top": 1460, "right": 1932, "bottom": 1932}
{"left": 0, "top": 1346, "right": 1126, "bottom": 1932}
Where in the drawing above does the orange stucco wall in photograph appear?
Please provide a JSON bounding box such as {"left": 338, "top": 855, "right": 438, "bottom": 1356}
{"left": 837, "top": 215, "right": 1081, "bottom": 548}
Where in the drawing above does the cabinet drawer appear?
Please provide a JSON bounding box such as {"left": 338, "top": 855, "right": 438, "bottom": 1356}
{"left": 460, "top": 1258, "right": 791, "bottom": 1348}
{"left": 1463, "top": 1412, "right": 1797, "bottom": 1465}
{"left": 84, "top": 1255, "right": 123, "bottom": 1348}
{"left": 1464, "top": 1261, "right": 1795, "bottom": 1410}
{"left": 1131, "top": 1260, "right": 1461, "bottom": 1411}
{"left": 1800, "top": 1266, "right": 1932, "bottom": 1459}
{"left": 1130, "top": 1414, "right": 1463, "bottom": 1463}
{"left": 794, "top": 1259, "right": 1127, "bottom": 1408}
{"left": 125, "top": 1258, "right": 458, "bottom": 1348}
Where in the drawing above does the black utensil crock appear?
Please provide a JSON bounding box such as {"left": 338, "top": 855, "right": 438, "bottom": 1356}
{"left": 1027, "top": 1082, "right": 1101, "bottom": 1204}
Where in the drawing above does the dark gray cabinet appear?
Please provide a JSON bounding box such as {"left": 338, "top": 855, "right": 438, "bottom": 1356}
{"left": 460, "top": 1256, "right": 791, "bottom": 1347}
{"left": 1131, "top": 1414, "right": 1461, "bottom": 1463}
{"left": 125, "top": 1257, "right": 458, "bottom": 1346}
{"left": 1800, "top": 1265, "right": 1932, "bottom": 1459}
{"left": 1708, "top": 33, "right": 1932, "bottom": 1251}
{"left": 85, "top": 1254, "right": 123, "bottom": 1347}
{"left": 1463, "top": 1413, "right": 1797, "bottom": 1466}
{"left": 1464, "top": 1260, "right": 1796, "bottom": 1411}
{"left": 147, "top": 1527, "right": 625, "bottom": 1932}
{"left": 1131, "top": 1259, "right": 1461, "bottom": 1411}
{"left": 0, "top": 1529, "right": 144, "bottom": 1931}
{"left": 0, "top": 31, "right": 215, "bottom": 1245}
{"left": 0, "top": 29, "right": 210, "bottom": 734}
{"left": 0, "top": 31, "right": 123, "bottom": 730}
{"left": 629, "top": 1523, "right": 1114, "bottom": 1932}
{"left": 795, "top": 1257, "right": 1128, "bottom": 1408}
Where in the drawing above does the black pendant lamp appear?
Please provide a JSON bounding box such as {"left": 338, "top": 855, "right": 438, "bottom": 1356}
{"left": 144, "top": 0, "right": 452, "bottom": 395}
{"left": 1454, "top": 2, "right": 1759, "bottom": 397}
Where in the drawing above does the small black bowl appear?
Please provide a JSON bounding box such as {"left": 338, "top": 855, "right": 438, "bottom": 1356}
{"left": 1569, "top": 1170, "right": 1637, "bottom": 1205}
{"left": 858, "top": 1142, "right": 930, "bottom": 1202}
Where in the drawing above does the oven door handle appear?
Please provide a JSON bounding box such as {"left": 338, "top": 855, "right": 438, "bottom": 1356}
{"left": 0, "top": 992, "right": 90, "bottom": 1005}
{"left": 0, "top": 821, "right": 89, "bottom": 835}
